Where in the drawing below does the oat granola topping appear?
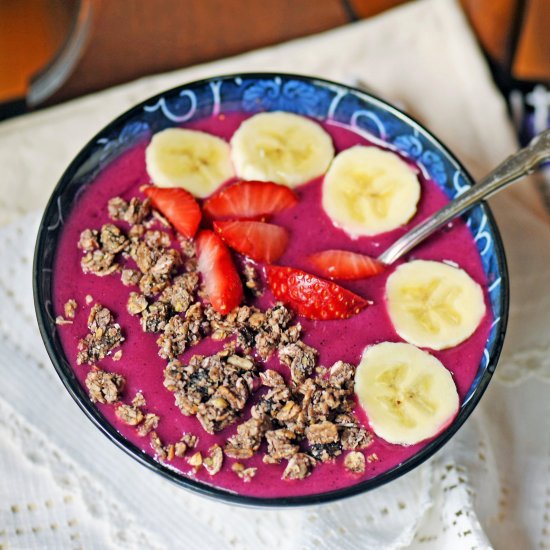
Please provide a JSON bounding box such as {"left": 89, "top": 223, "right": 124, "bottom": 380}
{"left": 164, "top": 351, "right": 258, "bottom": 434}
{"left": 78, "top": 229, "right": 99, "bottom": 252}
{"left": 75, "top": 191, "right": 375, "bottom": 485}
{"left": 279, "top": 341, "right": 318, "bottom": 384}
{"left": 76, "top": 305, "right": 123, "bottom": 365}
{"left": 127, "top": 292, "right": 148, "bottom": 315}
{"left": 64, "top": 299, "right": 78, "bottom": 319}
{"left": 203, "top": 445, "right": 224, "bottom": 475}
{"left": 231, "top": 462, "right": 257, "bottom": 482}
{"left": 85, "top": 368, "right": 125, "bottom": 404}
{"left": 132, "top": 392, "right": 146, "bottom": 408}
{"left": 174, "top": 433, "right": 198, "bottom": 457}
{"left": 188, "top": 451, "right": 203, "bottom": 470}
{"left": 282, "top": 453, "right": 316, "bottom": 480}
{"left": 100, "top": 224, "right": 128, "bottom": 254}
{"left": 108, "top": 196, "right": 151, "bottom": 225}
{"left": 137, "top": 413, "right": 159, "bottom": 437}
{"left": 81, "top": 249, "right": 118, "bottom": 276}
{"left": 344, "top": 451, "right": 366, "bottom": 473}
{"left": 242, "top": 263, "right": 263, "bottom": 297}
{"left": 121, "top": 269, "right": 141, "bottom": 287}
{"left": 115, "top": 403, "right": 144, "bottom": 426}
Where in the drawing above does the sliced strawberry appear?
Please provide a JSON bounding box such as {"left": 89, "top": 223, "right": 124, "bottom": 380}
{"left": 196, "top": 230, "right": 243, "bottom": 314}
{"left": 213, "top": 220, "right": 289, "bottom": 263}
{"left": 308, "top": 250, "right": 385, "bottom": 280}
{"left": 203, "top": 180, "right": 298, "bottom": 220}
{"left": 266, "top": 266, "right": 370, "bottom": 320}
{"left": 143, "top": 186, "right": 201, "bottom": 238}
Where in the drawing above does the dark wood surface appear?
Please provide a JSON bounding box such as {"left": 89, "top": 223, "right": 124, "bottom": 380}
{"left": 2, "top": 0, "right": 550, "bottom": 113}
{"left": 47, "top": 0, "right": 351, "bottom": 104}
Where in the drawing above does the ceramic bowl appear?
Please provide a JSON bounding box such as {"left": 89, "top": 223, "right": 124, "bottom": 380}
{"left": 33, "top": 73, "right": 508, "bottom": 506}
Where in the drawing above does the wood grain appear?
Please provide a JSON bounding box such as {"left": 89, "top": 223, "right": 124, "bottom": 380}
{"left": 47, "top": 0, "right": 349, "bottom": 104}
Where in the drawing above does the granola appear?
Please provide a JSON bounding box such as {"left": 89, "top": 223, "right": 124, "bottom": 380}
{"left": 282, "top": 453, "right": 316, "bottom": 480}
{"left": 108, "top": 196, "right": 151, "bottom": 225}
{"left": 64, "top": 299, "right": 77, "bottom": 319}
{"left": 76, "top": 305, "right": 123, "bottom": 365}
{"left": 115, "top": 403, "right": 144, "bottom": 426}
{"left": 85, "top": 368, "right": 125, "bottom": 404}
{"left": 164, "top": 351, "right": 258, "bottom": 434}
{"left": 203, "top": 445, "right": 224, "bottom": 475}
{"left": 231, "top": 462, "right": 257, "bottom": 482}
{"left": 73, "top": 190, "right": 377, "bottom": 486}
{"left": 344, "top": 451, "right": 366, "bottom": 473}
{"left": 137, "top": 413, "right": 159, "bottom": 437}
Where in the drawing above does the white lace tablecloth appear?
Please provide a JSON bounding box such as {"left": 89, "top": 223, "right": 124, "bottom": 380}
{"left": 2, "top": 0, "right": 550, "bottom": 548}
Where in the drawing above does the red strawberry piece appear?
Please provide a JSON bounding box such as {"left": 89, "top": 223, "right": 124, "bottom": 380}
{"left": 196, "top": 230, "right": 243, "bottom": 314}
{"left": 143, "top": 186, "right": 201, "bottom": 238}
{"left": 213, "top": 220, "right": 289, "bottom": 264}
{"left": 308, "top": 250, "right": 385, "bottom": 280}
{"left": 266, "top": 266, "right": 371, "bottom": 320}
{"left": 203, "top": 180, "right": 298, "bottom": 220}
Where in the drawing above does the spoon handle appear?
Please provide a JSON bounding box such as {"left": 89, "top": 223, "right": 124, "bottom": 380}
{"left": 378, "top": 128, "right": 550, "bottom": 265}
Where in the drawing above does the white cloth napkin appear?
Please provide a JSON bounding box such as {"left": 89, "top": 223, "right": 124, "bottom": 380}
{"left": 1, "top": 0, "right": 550, "bottom": 548}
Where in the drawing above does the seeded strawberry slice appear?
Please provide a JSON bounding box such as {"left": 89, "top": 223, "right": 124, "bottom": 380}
{"left": 308, "top": 250, "right": 385, "bottom": 280}
{"left": 266, "top": 265, "right": 371, "bottom": 320}
{"left": 196, "top": 230, "right": 243, "bottom": 314}
{"left": 213, "top": 220, "right": 289, "bottom": 263}
{"left": 143, "top": 186, "right": 201, "bottom": 238}
{"left": 203, "top": 180, "right": 298, "bottom": 220}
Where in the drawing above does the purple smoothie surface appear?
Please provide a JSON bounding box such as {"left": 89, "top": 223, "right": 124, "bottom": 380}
{"left": 53, "top": 112, "right": 492, "bottom": 498}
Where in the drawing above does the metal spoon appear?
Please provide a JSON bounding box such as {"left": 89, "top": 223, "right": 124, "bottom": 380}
{"left": 378, "top": 128, "right": 550, "bottom": 265}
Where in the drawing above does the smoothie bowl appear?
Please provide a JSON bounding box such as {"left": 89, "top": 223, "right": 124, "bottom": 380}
{"left": 33, "top": 73, "right": 508, "bottom": 506}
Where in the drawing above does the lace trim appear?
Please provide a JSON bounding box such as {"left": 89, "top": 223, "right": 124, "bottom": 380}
{"left": 0, "top": 396, "right": 163, "bottom": 549}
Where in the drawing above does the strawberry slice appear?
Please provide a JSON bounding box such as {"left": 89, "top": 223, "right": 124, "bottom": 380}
{"left": 143, "top": 186, "right": 201, "bottom": 238}
{"left": 308, "top": 250, "right": 385, "bottom": 280}
{"left": 213, "top": 220, "right": 289, "bottom": 263}
{"left": 266, "top": 266, "right": 370, "bottom": 320}
{"left": 203, "top": 180, "right": 298, "bottom": 220}
{"left": 196, "top": 230, "right": 243, "bottom": 314}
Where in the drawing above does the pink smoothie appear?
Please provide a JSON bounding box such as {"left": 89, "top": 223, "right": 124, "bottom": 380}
{"left": 53, "top": 112, "right": 492, "bottom": 499}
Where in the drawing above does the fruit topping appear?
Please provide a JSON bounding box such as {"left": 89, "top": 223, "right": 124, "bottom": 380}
{"left": 385, "top": 260, "right": 486, "bottom": 350}
{"left": 203, "top": 180, "right": 298, "bottom": 220}
{"left": 322, "top": 145, "right": 421, "bottom": 236}
{"left": 142, "top": 186, "right": 201, "bottom": 239}
{"left": 308, "top": 249, "right": 385, "bottom": 280}
{"left": 266, "top": 265, "right": 370, "bottom": 320}
{"left": 354, "top": 342, "right": 459, "bottom": 445}
{"left": 196, "top": 230, "right": 243, "bottom": 314}
{"left": 145, "top": 128, "right": 234, "bottom": 197}
{"left": 230, "top": 111, "right": 334, "bottom": 187}
{"left": 213, "top": 220, "right": 289, "bottom": 263}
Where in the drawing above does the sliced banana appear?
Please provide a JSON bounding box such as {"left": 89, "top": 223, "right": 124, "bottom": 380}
{"left": 386, "top": 260, "right": 486, "bottom": 350}
{"left": 322, "top": 146, "right": 421, "bottom": 237}
{"left": 355, "top": 342, "right": 459, "bottom": 445}
{"left": 145, "top": 128, "right": 234, "bottom": 198}
{"left": 230, "top": 111, "right": 334, "bottom": 187}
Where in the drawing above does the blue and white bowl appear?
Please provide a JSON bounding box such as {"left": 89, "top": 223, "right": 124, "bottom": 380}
{"left": 33, "top": 73, "right": 508, "bottom": 507}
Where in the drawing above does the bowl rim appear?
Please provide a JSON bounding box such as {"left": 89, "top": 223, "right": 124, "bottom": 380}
{"left": 33, "top": 71, "right": 509, "bottom": 508}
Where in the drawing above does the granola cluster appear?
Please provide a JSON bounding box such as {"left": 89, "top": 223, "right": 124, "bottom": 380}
{"left": 70, "top": 192, "right": 374, "bottom": 484}
{"left": 163, "top": 349, "right": 258, "bottom": 434}
{"left": 77, "top": 304, "right": 124, "bottom": 365}
{"left": 224, "top": 361, "right": 372, "bottom": 479}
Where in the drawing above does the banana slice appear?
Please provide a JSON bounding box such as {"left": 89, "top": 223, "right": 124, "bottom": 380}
{"left": 386, "top": 260, "right": 486, "bottom": 350}
{"left": 230, "top": 111, "right": 334, "bottom": 187}
{"left": 355, "top": 342, "right": 459, "bottom": 445}
{"left": 322, "top": 146, "right": 421, "bottom": 237}
{"left": 145, "top": 128, "right": 234, "bottom": 198}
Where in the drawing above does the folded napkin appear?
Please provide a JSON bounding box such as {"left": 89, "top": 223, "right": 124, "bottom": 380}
{"left": 1, "top": 0, "right": 550, "bottom": 548}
